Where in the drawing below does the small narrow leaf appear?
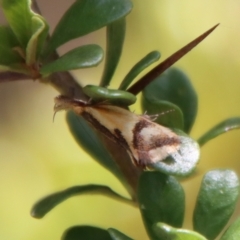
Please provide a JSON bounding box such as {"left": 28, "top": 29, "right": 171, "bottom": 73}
{"left": 150, "top": 130, "right": 200, "bottom": 177}
{"left": 82, "top": 85, "right": 136, "bottom": 106}
{"left": 31, "top": 184, "right": 132, "bottom": 218}
{"left": 138, "top": 171, "right": 185, "bottom": 239}
{"left": 142, "top": 68, "right": 198, "bottom": 133}
{"left": 193, "top": 169, "right": 240, "bottom": 240}
{"left": 100, "top": 18, "right": 126, "bottom": 87}
{"left": 142, "top": 96, "right": 184, "bottom": 130}
{"left": 119, "top": 51, "right": 160, "bottom": 90}
{"left": 127, "top": 24, "right": 219, "bottom": 95}
{"left": 153, "top": 222, "right": 207, "bottom": 240}
{"left": 220, "top": 217, "right": 240, "bottom": 240}
{"left": 62, "top": 226, "right": 112, "bottom": 240}
{"left": 45, "top": 0, "right": 132, "bottom": 55}
{"left": 40, "top": 45, "right": 103, "bottom": 75}
{"left": 108, "top": 228, "right": 134, "bottom": 240}
{"left": 198, "top": 117, "right": 240, "bottom": 146}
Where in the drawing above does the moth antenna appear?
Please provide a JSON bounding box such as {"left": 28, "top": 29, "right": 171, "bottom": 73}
{"left": 158, "top": 108, "right": 176, "bottom": 116}
{"left": 148, "top": 109, "right": 176, "bottom": 121}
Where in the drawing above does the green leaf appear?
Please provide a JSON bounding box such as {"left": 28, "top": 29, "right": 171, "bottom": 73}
{"left": 45, "top": 0, "right": 132, "bottom": 55}
{"left": 220, "top": 217, "right": 240, "bottom": 240}
{"left": 31, "top": 184, "right": 132, "bottom": 218}
{"left": 193, "top": 169, "right": 240, "bottom": 240}
{"left": 119, "top": 51, "right": 161, "bottom": 90}
{"left": 26, "top": 16, "right": 49, "bottom": 64}
{"left": 0, "top": 0, "right": 48, "bottom": 55}
{"left": 0, "top": 25, "right": 29, "bottom": 73}
{"left": 40, "top": 45, "right": 103, "bottom": 75}
{"left": 1, "top": 0, "right": 33, "bottom": 47}
{"left": 141, "top": 97, "right": 184, "bottom": 130}
{"left": 0, "top": 25, "right": 23, "bottom": 65}
{"left": 82, "top": 85, "right": 136, "bottom": 106}
{"left": 137, "top": 171, "right": 185, "bottom": 239}
{"left": 62, "top": 226, "right": 112, "bottom": 240}
{"left": 0, "top": 25, "right": 19, "bottom": 47}
{"left": 153, "top": 222, "right": 207, "bottom": 240}
{"left": 100, "top": 18, "right": 126, "bottom": 87}
{"left": 150, "top": 129, "right": 200, "bottom": 177}
{"left": 142, "top": 67, "right": 198, "bottom": 133}
{"left": 0, "top": 44, "right": 22, "bottom": 66}
{"left": 198, "top": 117, "right": 240, "bottom": 147}
{"left": 66, "top": 112, "right": 129, "bottom": 191}
{"left": 108, "top": 228, "right": 134, "bottom": 240}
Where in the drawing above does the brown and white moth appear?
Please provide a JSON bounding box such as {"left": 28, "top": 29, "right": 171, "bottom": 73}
{"left": 54, "top": 95, "right": 181, "bottom": 169}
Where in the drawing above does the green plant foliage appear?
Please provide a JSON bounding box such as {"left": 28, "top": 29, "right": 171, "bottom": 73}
{"left": 100, "top": 18, "right": 126, "bottom": 87}
{"left": 0, "top": 26, "right": 23, "bottom": 68}
{"left": 193, "top": 169, "right": 240, "bottom": 240}
{"left": 138, "top": 171, "right": 185, "bottom": 239}
{"left": 40, "top": 45, "right": 104, "bottom": 75}
{"left": 31, "top": 184, "right": 132, "bottom": 219}
{"left": 220, "top": 217, "right": 240, "bottom": 240}
{"left": 142, "top": 67, "right": 198, "bottom": 133}
{"left": 82, "top": 85, "right": 136, "bottom": 106}
{"left": 153, "top": 222, "right": 207, "bottom": 240}
{"left": 45, "top": 0, "right": 133, "bottom": 55}
{"left": 0, "top": 25, "right": 19, "bottom": 47}
{"left": 150, "top": 129, "right": 200, "bottom": 177}
{"left": 66, "top": 112, "right": 129, "bottom": 191}
{"left": 108, "top": 228, "right": 134, "bottom": 240}
{"left": 198, "top": 117, "right": 240, "bottom": 146}
{"left": 0, "top": 0, "right": 48, "bottom": 57}
{"left": 1, "top": 1, "right": 239, "bottom": 239}
{"left": 119, "top": 51, "right": 161, "bottom": 90}
{"left": 62, "top": 226, "right": 112, "bottom": 240}
{"left": 25, "top": 16, "right": 48, "bottom": 64}
{"left": 0, "top": 26, "right": 22, "bottom": 62}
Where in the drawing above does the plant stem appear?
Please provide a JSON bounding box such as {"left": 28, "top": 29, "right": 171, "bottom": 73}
{"left": 0, "top": 72, "right": 30, "bottom": 82}
{"left": 43, "top": 68, "right": 86, "bottom": 99}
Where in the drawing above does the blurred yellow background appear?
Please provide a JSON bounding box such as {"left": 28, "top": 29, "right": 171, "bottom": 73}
{"left": 0, "top": 0, "right": 240, "bottom": 239}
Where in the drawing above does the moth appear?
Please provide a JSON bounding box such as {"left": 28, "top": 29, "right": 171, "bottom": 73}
{"left": 54, "top": 95, "right": 181, "bottom": 169}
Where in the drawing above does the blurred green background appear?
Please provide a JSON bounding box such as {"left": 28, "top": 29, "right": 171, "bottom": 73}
{"left": 0, "top": 0, "right": 240, "bottom": 239}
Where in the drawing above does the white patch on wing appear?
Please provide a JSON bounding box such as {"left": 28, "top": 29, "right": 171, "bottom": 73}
{"left": 138, "top": 123, "right": 176, "bottom": 141}
{"left": 148, "top": 145, "right": 179, "bottom": 162}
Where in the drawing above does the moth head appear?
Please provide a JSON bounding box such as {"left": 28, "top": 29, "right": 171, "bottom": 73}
{"left": 54, "top": 95, "right": 86, "bottom": 119}
{"left": 54, "top": 95, "right": 73, "bottom": 112}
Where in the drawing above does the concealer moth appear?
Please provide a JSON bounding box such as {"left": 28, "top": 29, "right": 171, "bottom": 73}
{"left": 54, "top": 95, "right": 184, "bottom": 169}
